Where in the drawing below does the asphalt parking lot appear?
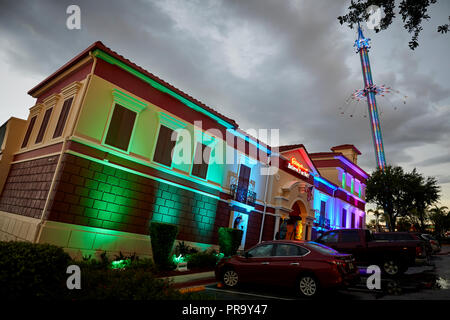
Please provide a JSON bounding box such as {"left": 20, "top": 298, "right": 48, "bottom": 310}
{"left": 203, "top": 248, "right": 450, "bottom": 300}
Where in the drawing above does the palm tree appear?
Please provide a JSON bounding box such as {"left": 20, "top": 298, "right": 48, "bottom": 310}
{"left": 428, "top": 206, "right": 449, "bottom": 238}
{"left": 368, "top": 208, "right": 386, "bottom": 232}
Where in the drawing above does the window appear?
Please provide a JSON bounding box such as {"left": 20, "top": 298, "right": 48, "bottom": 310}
{"left": 341, "top": 209, "right": 347, "bottom": 228}
{"left": 247, "top": 244, "right": 273, "bottom": 257}
{"left": 53, "top": 97, "right": 73, "bottom": 138}
{"left": 320, "top": 201, "right": 326, "bottom": 218}
{"left": 104, "top": 104, "right": 137, "bottom": 151}
{"left": 191, "top": 142, "right": 211, "bottom": 179}
{"left": 342, "top": 172, "right": 346, "bottom": 188}
{"left": 238, "top": 164, "right": 251, "bottom": 190}
{"left": 21, "top": 115, "right": 37, "bottom": 148}
{"left": 320, "top": 231, "right": 339, "bottom": 243}
{"left": 35, "top": 108, "right": 53, "bottom": 143}
{"left": 359, "top": 216, "right": 364, "bottom": 229}
{"left": 274, "top": 244, "right": 308, "bottom": 257}
{"left": 351, "top": 212, "right": 355, "bottom": 228}
{"left": 307, "top": 243, "right": 338, "bottom": 255}
{"left": 341, "top": 230, "right": 360, "bottom": 242}
{"left": 346, "top": 173, "right": 353, "bottom": 187}
{"left": 153, "top": 125, "right": 178, "bottom": 167}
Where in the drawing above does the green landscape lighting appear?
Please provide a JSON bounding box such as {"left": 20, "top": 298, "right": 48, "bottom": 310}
{"left": 172, "top": 254, "right": 187, "bottom": 264}
{"left": 111, "top": 259, "right": 131, "bottom": 270}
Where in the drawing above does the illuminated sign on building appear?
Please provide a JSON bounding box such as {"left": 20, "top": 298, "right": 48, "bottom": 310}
{"left": 288, "top": 157, "right": 310, "bottom": 178}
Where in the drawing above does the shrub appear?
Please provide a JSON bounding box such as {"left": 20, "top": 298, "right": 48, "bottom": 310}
{"left": 218, "top": 227, "right": 243, "bottom": 257}
{"left": 174, "top": 241, "right": 198, "bottom": 256}
{"left": 65, "top": 267, "right": 203, "bottom": 300}
{"left": 149, "top": 222, "right": 178, "bottom": 270}
{"left": 0, "top": 241, "right": 71, "bottom": 299}
{"left": 186, "top": 250, "right": 219, "bottom": 270}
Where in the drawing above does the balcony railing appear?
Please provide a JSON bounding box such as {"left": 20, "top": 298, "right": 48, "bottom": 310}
{"left": 230, "top": 184, "right": 256, "bottom": 207}
{"left": 317, "top": 216, "right": 330, "bottom": 229}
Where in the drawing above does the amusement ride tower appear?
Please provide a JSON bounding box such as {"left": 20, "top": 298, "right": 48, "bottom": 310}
{"left": 354, "top": 24, "right": 387, "bottom": 171}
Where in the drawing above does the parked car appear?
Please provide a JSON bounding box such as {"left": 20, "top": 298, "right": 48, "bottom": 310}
{"left": 374, "top": 232, "right": 433, "bottom": 260}
{"left": 215, "top": 240, "right": 359, "bottom": 297}
{"left": 420, "top": 234, "right": 441, "bottom": 254}
{"left": 316, "top": 229, "right": 427, "bottom": 276}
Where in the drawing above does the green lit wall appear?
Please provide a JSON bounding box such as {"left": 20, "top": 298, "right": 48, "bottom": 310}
{"left": 47, "top": 153, "right": 225, "bottom": 244}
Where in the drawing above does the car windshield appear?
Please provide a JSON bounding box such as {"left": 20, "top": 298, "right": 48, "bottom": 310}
{"left": 422, "top": 234, "right": 436, "bottom": 240}
{"left": 306, "top": 242, "right": 338, "bottom": 255}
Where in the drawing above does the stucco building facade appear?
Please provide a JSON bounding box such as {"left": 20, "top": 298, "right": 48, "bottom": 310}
{"left": 0, "top": 42, "right": 368, "bottom": 259}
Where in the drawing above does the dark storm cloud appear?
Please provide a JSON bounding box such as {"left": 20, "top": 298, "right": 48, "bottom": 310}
{"left": 0, "top": 0, "right": 449, "bottom": 183}
{"left": 416, "top": 154, "right": 450, "bottom": 167}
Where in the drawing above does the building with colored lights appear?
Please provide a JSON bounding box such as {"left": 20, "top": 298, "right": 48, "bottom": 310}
{"left": 0, "top": 42, "right": 368, "bottom": 259}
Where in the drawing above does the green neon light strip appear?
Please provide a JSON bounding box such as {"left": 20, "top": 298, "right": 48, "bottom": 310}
{"left": 66, "top": 149, "right": 222, "bottom": 202}
{"left": 228, "top": 129, "right": 271, "bottom": 155}
{"left": 92, "top": 49, "right": 235, "bottom": 129}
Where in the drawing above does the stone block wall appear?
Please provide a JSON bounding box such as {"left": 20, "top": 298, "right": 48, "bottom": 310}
{"left": 46, "top": 153, "right": 230, "bottom": 245}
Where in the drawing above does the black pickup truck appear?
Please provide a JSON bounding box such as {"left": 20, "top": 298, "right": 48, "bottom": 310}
{"left": 316, "top": 229, "right": 427, "bottom": 276}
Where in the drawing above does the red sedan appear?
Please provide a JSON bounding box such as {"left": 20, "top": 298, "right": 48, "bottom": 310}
{"left": 215, "top": 240, "right": 359, "bottom": 297}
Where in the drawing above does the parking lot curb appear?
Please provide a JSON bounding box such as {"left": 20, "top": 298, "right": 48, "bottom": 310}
{"left": 175, "top": 278, "right": 218, "bottom": 293}
{"left": 161, "top": 271, "right": 215, "bottom": 284}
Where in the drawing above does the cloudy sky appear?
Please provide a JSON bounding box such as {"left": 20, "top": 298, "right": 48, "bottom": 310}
{"left": 1, "top": 0, "right": 449, "bottom": 208}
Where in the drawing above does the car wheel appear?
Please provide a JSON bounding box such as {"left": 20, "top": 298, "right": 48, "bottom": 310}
{"left": 222, "top": 269, "right": 239, "bottom": 288}
{"left": 298, "top": 275, "right": 319, "bottom": 298}
{"left": 382, "top": 259, "right": 403, "bottom": 276}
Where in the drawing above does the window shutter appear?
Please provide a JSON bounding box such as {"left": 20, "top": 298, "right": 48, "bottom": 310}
{"left": 104, "top": 104, "right": 137, "bottom": 151}
{"left": 153, "top": 125, "right": 177, "bottom": 167}
{"left": 238, "top": 164, "right": 251, "bottom": 190}
{"left": 35, "top": 108, "right": 53, "bottom": 143}
{"left": 53, "top": 97, "right": 73, "bottom": 138}
{"left": 192, "top": 142, "right": 211, "bottom": 179}
{"left": 21, "top": 116, "right": 37, "bottom": 148}
{"left": 342, "top": 209, "right": 347, "bottom": 228}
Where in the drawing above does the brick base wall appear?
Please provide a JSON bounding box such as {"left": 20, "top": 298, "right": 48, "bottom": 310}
{"left": 0, "top": 152, "right": 276, "bottom": 249}
{"left": 46, "top": 153, "right": 231, "bottom": 245}
{"left": 0, "top": 155, "right": 58, "bottom": 219}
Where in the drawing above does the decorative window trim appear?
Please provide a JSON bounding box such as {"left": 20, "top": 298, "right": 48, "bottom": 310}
{"left": 61, "top": 81, "right": 82, "bottom": 99}
{"left": 112, "top": 88, "right": 148, "bottom": 114}
{"left": 34, "top": 106, "right": 54, "bottom": 145}
{"left": 42, "top": 93, "right": 61, "bottom": 108}
{"left": 151, "top": 111, "right": 187, "bottom": 169}
{"left": 157, "top": 111, "right": 187, "bottom": 130}
{"left": 190, "top": 141, "right": 213, "bottom": 181}
{"left": 189, "top": 129, "right": 217, "bottom": 181}
{"left": 29, "top": 103, "right": 44, "bottom": 117}
{"left": 102, "top": 102, "right": 138, "bottom": 154}
{"left": 194, "top": 129, "right": 217, "bottom": 147}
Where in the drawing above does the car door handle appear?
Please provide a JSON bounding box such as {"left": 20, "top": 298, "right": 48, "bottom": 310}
{"left": 290, "top": 262, "right": 299, "bottom": 266}
{"left": 261, "top": 262, "right": 269, "bottom": 265}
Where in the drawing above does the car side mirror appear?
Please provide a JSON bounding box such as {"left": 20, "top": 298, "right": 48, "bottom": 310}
{"left": 244, "top": 251, "right": 250, "bottom": 258}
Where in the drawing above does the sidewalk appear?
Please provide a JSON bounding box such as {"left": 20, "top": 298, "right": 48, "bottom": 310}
{"left": 160, "top": 271, "right": 218, "bottom": 293}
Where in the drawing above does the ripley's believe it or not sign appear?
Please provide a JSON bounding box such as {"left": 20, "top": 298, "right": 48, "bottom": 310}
{"left": 287, "top": 157, "right": 310, "bottom": 178}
